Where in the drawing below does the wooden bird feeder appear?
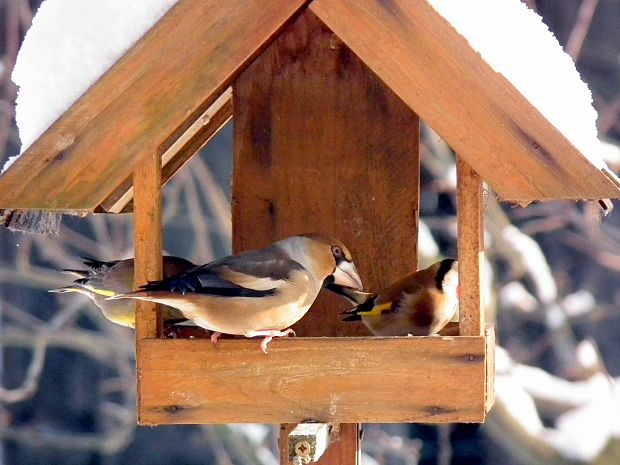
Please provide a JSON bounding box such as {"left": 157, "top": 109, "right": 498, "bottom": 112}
{"left": 2, "top": 1, "right": 620, "bottom": 464}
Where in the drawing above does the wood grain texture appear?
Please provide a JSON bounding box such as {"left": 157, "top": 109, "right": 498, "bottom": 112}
{"left": 310, "top": 0, "right": 620, "bottom": 202}
{"left": 0, "top": 0, "right": 307, "bottom": 212}
{"left": 138, "top": 333, "right": 492, "bottom": 425}
{"left": 133, "top": 151, "right": 163, "bottom": 340}
{"left": 105, "top": 90, "right": 233, "bottom": 214}
{"left": 315, "top": 424, "right": 360, "bottom": 465}
{"left": 457, "top": 156, "right": 484, "bottom": 336}
{"left": 232, "top": 13, "right": 418, "bottom": 463}
{"left": 232, "top": 10, "right": 420, "bottom": 338}
{"left": 133, "top": 151, "right": 163, "bottom": 426}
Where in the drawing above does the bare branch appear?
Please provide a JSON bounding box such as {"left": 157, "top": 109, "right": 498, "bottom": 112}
{"left": 485, "top": 347, "right": 620, "bottom": 465}
{"left": 0, "top": 328, "right": 133, "bottom": 367}
{"left": 437, "top": 424, "right": 453, "bottom": 465}
{"left": 596, "top": 96, "right": 620, "bottom": 137}
{"left": 565, "top": 0, "right": 599, "bottom": 61}
{"left": 183, "top": 167, "right": 215, "bottom": 262}
{"left": 0, "top": 329, "right": 46, "bottom": 403}
{"left": 521, "top": 0, "right": 538, "bottom": 12}
{"left": 0, "top": 420, "right": 135, "bottom": 454}
{"left": 191, "top": 158, "right": 232, "bottom": 243}
{"left": 0, "top": 264, "right": 72, "bottom": 290}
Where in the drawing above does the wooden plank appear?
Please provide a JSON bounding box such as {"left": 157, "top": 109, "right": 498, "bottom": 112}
{"left": 310, "top": 0, "right": 620, "bottom": 202}
{"left": 456, "top": 155, "right": 484, "bottom": 336}
{"left": 104, "top": 89, "right": 233, "bottom": 213}
{"left": 0, "top": 0, "right": 308, "bottom": 212}
{"left": 232, "top": 9, "right": 420, "bottom": 338}
{"left": 138, "top": 335, "right": 489, "bottom": 425}
{"left": 133, "top": 150, "right": 163, "bottom": 425}
{"left": 133, "top": 151, "right": 163, "bottom": 339}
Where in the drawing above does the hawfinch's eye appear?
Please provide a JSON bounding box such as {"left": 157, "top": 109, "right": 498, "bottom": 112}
{"left": 331, "top": 246, "right": 343, "bottom": 258}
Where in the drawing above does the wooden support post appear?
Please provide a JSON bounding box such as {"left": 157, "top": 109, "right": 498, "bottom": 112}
{"left": 133, "top": 150, "right": 163, "bottom": 422}
{"left": 456, "top": 154, "right": 484, "bottom": 336}
{"left": 287, "top": 423, "right": 332, "bottom": 463}
{"left": 133, "top": 150, "right": 163, "bottom": 339}
{"left": 281, "top": 424, "right": 360, "bottom": 465}
{"left": 232, "top": 10, "right": 419, "bottom": 465}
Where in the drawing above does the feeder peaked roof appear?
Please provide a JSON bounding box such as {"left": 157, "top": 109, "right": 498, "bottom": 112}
{"left": 1, "top": 0, "right": 619, "bottom": 213}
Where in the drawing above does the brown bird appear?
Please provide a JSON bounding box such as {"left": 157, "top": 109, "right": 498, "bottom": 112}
{"left": 50, "top": 256, "right": 196, "bottom": 328}
{"left": 109, "top": 234, "right": 363, "bottom": 352}
{"left": 326, "top": 259, "right": 459, "bottom": 336}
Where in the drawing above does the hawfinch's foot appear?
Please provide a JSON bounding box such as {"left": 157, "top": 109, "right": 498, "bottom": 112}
{"left": 244, "top": 328, "right": 296, "bottom": 354}
{"left": 210, "top": 331, "right": 222, "bottom": 344}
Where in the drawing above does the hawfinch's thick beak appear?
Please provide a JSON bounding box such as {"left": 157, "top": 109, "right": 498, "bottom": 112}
{"left": 332, "top": 260, "right": 363, "bottom": 290}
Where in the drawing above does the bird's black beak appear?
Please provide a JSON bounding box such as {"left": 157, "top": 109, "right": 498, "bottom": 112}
{"left": 322, "top": 280, "right": 369, "bottom": 306}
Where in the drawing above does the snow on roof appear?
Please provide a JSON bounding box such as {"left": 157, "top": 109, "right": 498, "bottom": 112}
{"left": 3, "top": 0, "right": 609, "bottom": 174}
{"left": 3, "top": 0, "right": 178, "bottom": 172}
{"left": 428, "top": 0, "right": 605, "bottom": 168}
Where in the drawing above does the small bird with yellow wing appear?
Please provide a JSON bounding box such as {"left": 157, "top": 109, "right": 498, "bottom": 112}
{"left": 50, "top": 256, "right": 196, "bottom": 328}
{"left": 326, "top": 258, "right": 459, "bottom": 336}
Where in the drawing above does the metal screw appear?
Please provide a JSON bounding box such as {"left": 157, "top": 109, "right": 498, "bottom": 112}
{"left": 294, "top": 441, "right": 311, "bottom": 457}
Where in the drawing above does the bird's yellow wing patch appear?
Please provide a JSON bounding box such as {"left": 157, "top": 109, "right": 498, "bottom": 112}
{"left": 88, "top": 288, "right": 116, "bottom": 297}
{"left": 357, "top": 302, "right": 392, "bottom": 316}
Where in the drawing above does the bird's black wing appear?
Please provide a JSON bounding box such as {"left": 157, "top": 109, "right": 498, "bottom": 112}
{"left": 140, "top": 245, "right": 304, "bottom": 298}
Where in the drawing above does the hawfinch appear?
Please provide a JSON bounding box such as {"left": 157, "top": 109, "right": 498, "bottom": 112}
{"left": 111, "top": 234, "right": 363, "bottom": 352}
{"left": 50, "top": 256, "right": 196, "bottom": 328}
{"left": 327, "top": 259, "right": 458, "bottom": 336}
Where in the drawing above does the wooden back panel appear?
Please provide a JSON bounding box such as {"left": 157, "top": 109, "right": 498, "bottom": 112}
{"left": 232, "top": 10, "right": 420, "bottom": 337}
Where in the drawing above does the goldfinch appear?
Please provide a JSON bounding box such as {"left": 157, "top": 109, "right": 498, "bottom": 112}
{"left": 327, "top": 259, "right": 458, "bottom": 336}
{"left": 50, "top": 256, "right": 196, "bottom": 328}
{"left": 110, "top": 234, "right": 363, "bottom": 352}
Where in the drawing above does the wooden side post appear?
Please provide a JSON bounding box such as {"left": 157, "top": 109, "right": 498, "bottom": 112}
{"left": 134, "top": 150, "right": 163, "bottom": 422}
{"left": 232, "top": 10, "right": 419, "bottom": 465}
{"left": 456, "top": 154, "right": 484, "bottom": 336}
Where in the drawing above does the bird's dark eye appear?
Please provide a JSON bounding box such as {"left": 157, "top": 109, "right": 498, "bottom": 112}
{"left": 331, "top": 246, "right": 343, "bottom": 258}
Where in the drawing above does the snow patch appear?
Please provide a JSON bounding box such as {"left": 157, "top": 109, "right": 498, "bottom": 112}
{"left": 428, "top": 0, "right": 605, "bottom": 168}
{"left": 8, "top": 0, "right": 178, "bottom": 164}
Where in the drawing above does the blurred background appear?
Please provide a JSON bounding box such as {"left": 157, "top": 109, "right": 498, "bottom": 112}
{"left": 0, "top": 0, "right": 619, "bottom": 464}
